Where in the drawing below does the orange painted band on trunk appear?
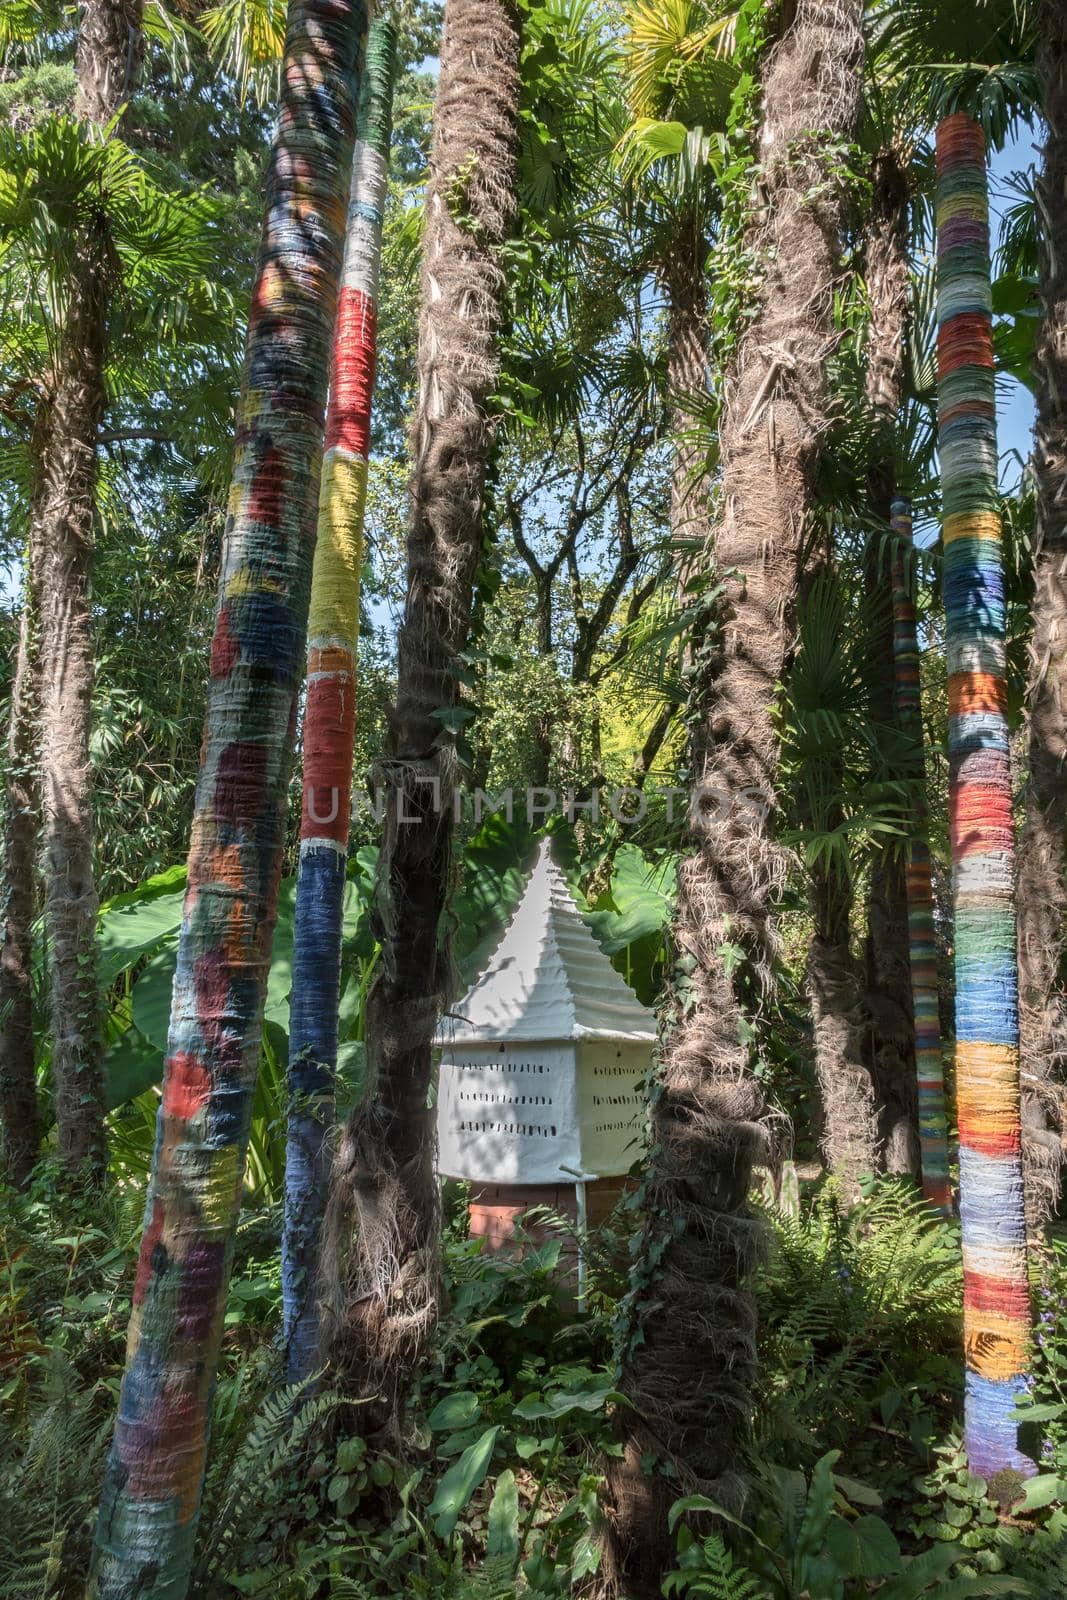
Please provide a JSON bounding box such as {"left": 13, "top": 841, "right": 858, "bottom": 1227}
{"left": 948, "top": 674, "right": 1008, "bottom": 717}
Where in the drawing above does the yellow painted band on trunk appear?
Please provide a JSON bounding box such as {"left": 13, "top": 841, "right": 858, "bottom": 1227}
{"left": 308, "top": 450, "right": 368, "bottom": 644}
{"left": 964, "top": 1311, "right": 1030, "bottom": 1382}
{"left": 943, "top": 511, "right": 1002, "bottom": 545}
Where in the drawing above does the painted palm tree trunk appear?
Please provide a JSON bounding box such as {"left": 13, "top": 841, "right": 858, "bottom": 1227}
{"left": 282, "top": 17, "right": 398, "bottom": 1384}
{"left": 936, "top": 112, "right": 1032, "bottom": 1483}
{"left": 889, "top": 498, "right": 951, "bottom": 1211}
{"left": 1017, "top": 0, "right": 1067, "bottom": 1235}
{"left": 90, "top": 3, "right": 368, "bottom": 1593}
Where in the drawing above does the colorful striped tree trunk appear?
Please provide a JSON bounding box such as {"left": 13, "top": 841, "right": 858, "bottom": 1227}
{"left": 90, "top": 3, "right": 368, "bottom": 1593}
{"left": 282, "top": 17, "right": 397, "bottom": 1384}
{"left": 936, "top": 112, "right": 1033, "bottom": 1484}
{"left": 889, "top": 498, "right": 952, "bottom": 1212}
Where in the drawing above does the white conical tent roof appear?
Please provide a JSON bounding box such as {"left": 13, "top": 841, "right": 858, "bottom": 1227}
{"left": 439, "top": 838, "right": 657, "bottom": 1046}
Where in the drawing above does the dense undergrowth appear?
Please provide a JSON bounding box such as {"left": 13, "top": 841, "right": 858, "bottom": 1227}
{"left": 2, "top": 1174, "right": 1066, "bottom": 1599}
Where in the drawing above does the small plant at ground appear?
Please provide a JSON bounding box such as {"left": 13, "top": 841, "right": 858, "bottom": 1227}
{"left": 667, "top": 1451, "right": 1029, "bottom": 1599}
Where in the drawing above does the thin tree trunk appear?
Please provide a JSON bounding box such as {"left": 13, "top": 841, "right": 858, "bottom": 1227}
{"left": 37, "top": 0, "right": 143, "bottom": 1181}
{"left": 862, "top": 147, "right": 922, "bottom": 1176}
{"left": 890, "top": 500, "right": 952, "bottom": 1211}
{"left": 1018, "top": 1, "right": 1067, "bottom": 1236}
{"left": 605, "top": 4, "right": 864, "bottom": 1589}
{"left": 91, "top": 4, "right": 368, "bottom": 1592}
{"left": 283, "top": 18, "right": 398, "bottom": 1384}
{"left": 321, "top": 0, "right": 521, "bottom": 1433}
{"left": 936, "top": 112, "right": 1032, "bottom": 1486}
{"left": 0, "top": 550, "right": 42, "bottom": 1188}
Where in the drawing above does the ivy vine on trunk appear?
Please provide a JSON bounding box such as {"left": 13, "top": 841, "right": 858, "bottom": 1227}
{"left": 605, "top": 1, "right": 865, "bottom": 1590}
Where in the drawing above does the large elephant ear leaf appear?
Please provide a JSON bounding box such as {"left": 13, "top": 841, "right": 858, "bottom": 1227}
{"left": 103, "top": 1025, "right": 164, "bottom": 1110}
{"left": 97, "top": 866, "right": 187, "bottom": 985}
{"left": 131, "top": 937, "right": 180, "bottom": 1053}
{"left": 263, "top": 876, "right": 296, "bottom": 1030}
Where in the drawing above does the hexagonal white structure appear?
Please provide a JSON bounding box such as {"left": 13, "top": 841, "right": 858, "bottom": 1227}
{"left": 436, "top": 840, "right": 655, "bottom": 1186}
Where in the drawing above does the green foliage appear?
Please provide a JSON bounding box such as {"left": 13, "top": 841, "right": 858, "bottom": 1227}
{"left": 665, "top": 1533, "right": 765, "bottom": 1600}
{"left": 667, "top": 1453, "right": 1028, "bottom": 1599}
{"left": 756, "top": 1180, "right": 963, "bottom": 1466}
{"left": 0, "top": 1350, "right": 114, "bottom": 1596}
{"left": 780, "top": 571, "right": 919, "bottom": 881}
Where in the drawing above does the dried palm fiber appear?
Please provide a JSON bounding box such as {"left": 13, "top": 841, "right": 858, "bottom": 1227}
{"left": 1017, "top": 1, "right": 1067, "bottom": 1237}
{"left": 282, "top": 18, "right": 398, "bottom": 1386}
{"left": 90, "top": 4, "right": 369, "bottom": 1595}
{"left": 890, "top": 498, "right": 952, "bottom": 1211}
{"left": 861, "top": 148, "right": 921, "bottom": 1178}
{"left": 320, "top": 0, "right": 522, "bottom": 1431}
{"left": 604, "top": 1, "right": 865, "bottom": 1591}
{"left": 936, "top": 112, "right": 1033, "bottom": 1486}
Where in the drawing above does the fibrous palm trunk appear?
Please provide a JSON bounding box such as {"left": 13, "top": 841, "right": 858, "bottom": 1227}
{"left": 936, "top": 112, "right": 1032, "bottom": 1486}
{"left": 664, "top": 206, "right": 712, "bottom": 597}
{"left": 862, "top": 147, "right": 922, "bottom": 1177}
{"left": 91, "top": 4, "right": 368, "bottom": 1593}
{"left": 282, "top": 18, "right": 398, "bottom": 1385}
{"left": 1017, "top": 0, "right": 1067, "bottom": 1236}
{"left": 37, "top": 0, "right": 144, "bottom": 1181}
{"left": 890, "top": 500, "right": 951, "bottom": 1210}
{"left": 605, "top": 3, "right": 864, "bottom": 1590}
{"left": 808, "top": 832, "right": 879, "bottom": 1196}
{"left": 320, "top": 0, "right": 522, "bottom": 1431}
{"left": 0, "top": 548, "right": 42, "bottom": 1188}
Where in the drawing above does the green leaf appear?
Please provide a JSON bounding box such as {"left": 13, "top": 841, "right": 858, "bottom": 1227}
{"left": 102, "top": 1024, "right": 164, "bottom": 1109}
{"left": 826, "top": 1514, "right": 901, "bottom": 1579}
{"left": 431, "top": 705, "right": 476, "bottom": 733}
{"left": 131, "top": 937, "right": 179, "bottom": 1053}
{"left": 513, "top": 1378, "right": 619, "bottom": 1421}
{"left": 336, "top": 1437, "right": 366, "bottom": 1472}
{"left": 1018, "top": 1473, "right": 1067, "bottom": 1512}
{"left": 97, "top": 878, "right": 185, "bottom": 984}
{"left": 428, "top": 1425, "right": 500, "bottom": 1539}
{"left": 486, "top": 1470, "right": 519, "bottom": 1564}
{"left": 833, "top": 1472, "right": 883, "bottom": 1508}
{"left": 426, "top": 1392, "right": 481, "bottom": 1432}
{"left": 263, "top": 878, "right": 295, "bottom": 1029}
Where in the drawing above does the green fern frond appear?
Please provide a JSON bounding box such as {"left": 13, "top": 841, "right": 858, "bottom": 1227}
{"left": 191, "top": 1374, "right": 341, "bottom": 1592}
{"left": 664, "top": 1533, "right": 766, "bottom": 1600}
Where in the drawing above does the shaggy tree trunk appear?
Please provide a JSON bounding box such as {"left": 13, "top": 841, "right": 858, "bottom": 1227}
{"left": 321, "top": 0, "right": 521, "bottom": 1431}
{"left": 0, "top": 551, "right": 42, "bottom": 1188}
{"left": 91, "top": 3, "right": 368, "bottom": 1593}
{"left": 862, "top": 148, "right": 921, "bottom": 1176}
{"left": 664, "top": 206, "right": 712, "bottom": 596}
{"left": 808, "top": 832, "right": 879, "bottom": 1195}
{"left": 936, "top": 112, "right": 1032, "bottom": 1485}
{"left": 1017, "top": 1, "right": 1067, "bottom": 1236}
{"left": 890, "top": 501, "right": 952, "bottom": 1211}
{"left": 282, "top": 18, "right": 398, "bottom": 1384}
{"left": 36, "top": 0, "right": 143, "bottom": 1181}
{"left": 605, "top": 3, "right": 864, "bottom": 1590}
